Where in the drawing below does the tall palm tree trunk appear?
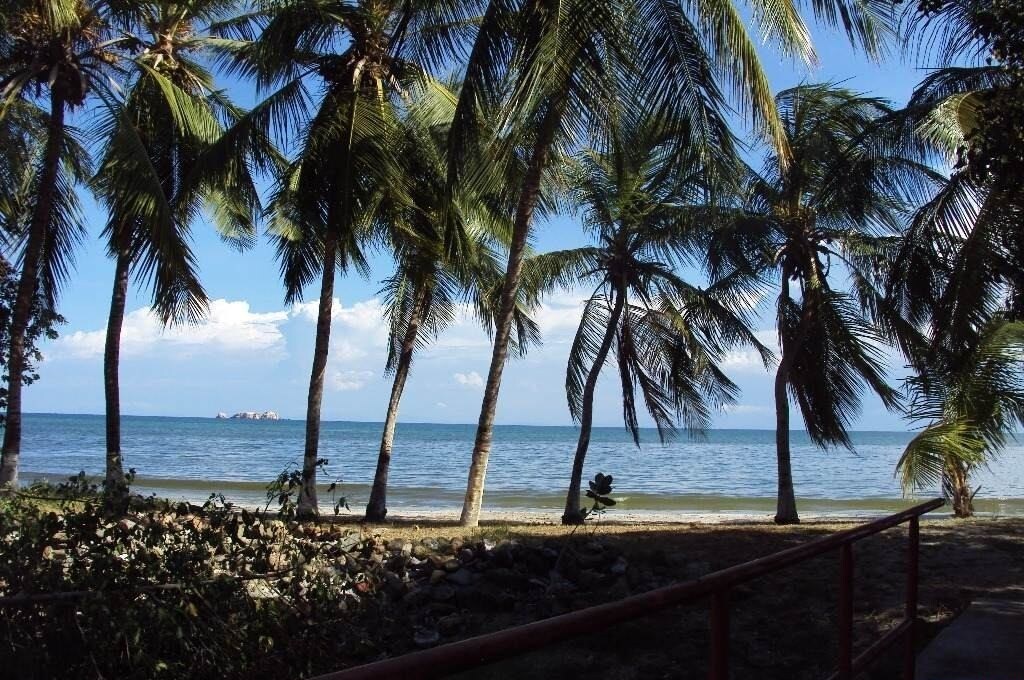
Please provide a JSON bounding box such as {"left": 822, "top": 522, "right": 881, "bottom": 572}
{"left": 459, "top": 106, "right": 562, "bottom": 527}
{"left": 773, "top": 356, "right": 799, "bottom": 524}
{"left": 0, "top": 90, "right": 65, "bottom": 488}
{"left": 103, "top": 241, "right": 130, "bottom": 508}
{"left": 774, "top": 274, "right": 800, "bottom": 524}
{"left": 298, "top": 230, "right": 339, "bottom": 518}
{"left": 365, "top": 285, "right": 428, "bottom": 522}
{"left": 563, "top": 291, "right": 625, "bottom": 525}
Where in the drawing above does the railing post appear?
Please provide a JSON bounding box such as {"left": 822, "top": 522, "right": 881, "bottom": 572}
{"left": 709, "top": 589, "right": 730, "bottom": 680}
{"left": 837, "top": 543, "right": 854, "bottom": 680}
{"left": 903, "top": 516, "right": 920, "bottom": 680}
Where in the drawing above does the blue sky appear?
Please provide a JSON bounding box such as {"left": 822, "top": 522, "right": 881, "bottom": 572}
{"left": 28, "top": 20, "right": 940, "bottom": 430}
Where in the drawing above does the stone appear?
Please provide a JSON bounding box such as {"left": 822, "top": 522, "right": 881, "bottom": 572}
{"left": 413, "top": 627, "right": 440, "bottom": 648}
{"left": 412, "top": 544, "right": 432, "bottom": 560}
{"left": 457, "top": 548, "right": 476, "bottom": 564}
{"left": 448, "top": 538, "right": 463, "bottom": 553}
{"left": 437, "top": 614, "right": 464, "bottom": 636}
{"left": 402, "top": 587, "right": 431, "bottom": 608}
{"left": 443, "top": 559, "right": 462, "bottom": 573}
{"left": 575, "top": 569, "right": 604, "bottom": 589}
{"left": 484, "top": 567, "right": 527, "bottom": 588}
{"left": 400, "top": 542, "right": 413, "bottom": 557}
{"left": 447, "top": 568, "right": 475, "bottom": 587}
{"left": 430, "top": 569, "right": 447, "bottom": 585}
{"left": 117, "top": 519, "right": 137, "bottom": 532}
{"left": 430, "top": 585, "right": 455, "bottom": 602}
{"left": 610, "top": 556, "right": 629, "bottom": 576}
{"left": 383, "top": 571, "right": 406, "bottom": 595}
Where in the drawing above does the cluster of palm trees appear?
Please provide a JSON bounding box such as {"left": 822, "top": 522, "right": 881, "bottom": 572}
{"left": 0, "top": 0, "right": 1020, "bottom": 525}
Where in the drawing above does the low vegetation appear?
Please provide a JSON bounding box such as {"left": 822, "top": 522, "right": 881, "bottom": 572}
{"left": 2, "top": 482, "right": 1021, "bottom": 679}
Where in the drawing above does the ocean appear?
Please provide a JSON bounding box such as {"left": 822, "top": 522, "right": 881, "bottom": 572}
{"left": 16, "top": 413, "right": 1024, "bottom": 516}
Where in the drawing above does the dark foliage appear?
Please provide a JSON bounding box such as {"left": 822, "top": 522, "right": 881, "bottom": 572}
{"left": 0, "top": 256, "right": 64, "bottom": 425}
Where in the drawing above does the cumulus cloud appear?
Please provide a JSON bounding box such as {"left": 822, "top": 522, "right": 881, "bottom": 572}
{"left": 54, "top": 300, "right": 290, "bottom": 360}
{"left": 722, "top": 404, "right": 770, "bottom": 415}
{"left": 719, "top": 330, "right": 778, "bottom": 374}
{"left": 454, "top": 371, "right": 485, "bottom": 389}
{"left": 329, "top": 370, "right": 374, "bottom": 392}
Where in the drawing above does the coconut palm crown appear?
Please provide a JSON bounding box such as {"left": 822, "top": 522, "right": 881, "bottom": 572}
{"left": 524, "top": 116, "right": 772, "bottom": 524}
{"left": 709, "top": 84, "right": 944, "bottom": 524}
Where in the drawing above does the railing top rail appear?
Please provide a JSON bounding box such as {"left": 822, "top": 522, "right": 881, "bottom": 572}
{"left": 315, "top": 497, "right": 944, "bottom": 680}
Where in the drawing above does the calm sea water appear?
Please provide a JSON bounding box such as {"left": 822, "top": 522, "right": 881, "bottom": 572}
{"left": 16, "top": 413, "right": 1024, "bottom": 515}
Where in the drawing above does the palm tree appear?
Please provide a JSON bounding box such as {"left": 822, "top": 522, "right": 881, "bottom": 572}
{"left": 227, "top": 0, "right": 481, "bottom": 517}
{"left": 93, "top": 1, "right": 269, "bottom": 507}
{"left": 896, "top": 319, "right": 1024, "bottom": 518}
{"left": 0, "top": 0, "right": 127, "bottom": 487}
{"left": 453, "top": 0, "right": 897, "bottom": 527}
{"left": 524, "top": 118, "right": 771, "bottom": 524}
{"left": 711, "top": 84, "right": 941, "bottom": 524}
{"left": 0, "top": 101, "right": 72, "bottom": 430}
{"left": 364, "top": 98, "right": 539, "bottom": 521}
{"left": 884, "top": 11, "right": 1024, "bottom": 515}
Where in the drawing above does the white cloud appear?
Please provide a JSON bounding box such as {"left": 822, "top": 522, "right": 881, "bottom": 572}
{"left": 720, "top": 330, "right": 778, "bottom": 374}
{"left": 329, "top": 370, "right": 374, "bottom": 392}
{"left": 54, "top": 300, "right": 290, "bottom": 360}
{"left": 722, "top": 404, "right": 770, "bottom": 415}
{"left": 436, "top": 402, "right": 448, "bottom": 409}
{"left": 454, "top": 371, "right": 485, "bottom": 389}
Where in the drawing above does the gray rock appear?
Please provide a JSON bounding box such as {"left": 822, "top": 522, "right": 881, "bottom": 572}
{"left": 411, "top": 544, "right": 432, "bottom": 560}
{"left": 610, "top": 556, "right": 629, "bottom": 576}
{"left": 430, "top": 585, "right": 456, "bottom": 602}
{"left": 400, "top": 542, "right": 413, "bottom": 557}
{"left": 413, "top": 627, "right": 440, "bottom": 648}
{"left": 447, "top": 568, "right": 475, "bottom": 587}
{"left": 430, "top": 569, "right": 447, "bottom": 584}
{"left": 403, "top": 586, "right": 431, "bottom": 608}
{"left": 437, "top": 613, "right": 464, "bottom": 636}
{"left": 484, "top": 567, "right": 527, "bottom": 588}
{"left": 457, "top": 548, "right": 476, "bottom": 564}
{"left": 443, "top": 558, "right": 462, "bottom": 572}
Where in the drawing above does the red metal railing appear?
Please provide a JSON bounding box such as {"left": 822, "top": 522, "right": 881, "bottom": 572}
{"left": 315, "top": 498, "right": 945, "bottom": 680}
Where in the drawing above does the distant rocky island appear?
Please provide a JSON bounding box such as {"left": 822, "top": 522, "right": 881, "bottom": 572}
{"left": 216, "top": 411, "right": 280, "bottom": 421}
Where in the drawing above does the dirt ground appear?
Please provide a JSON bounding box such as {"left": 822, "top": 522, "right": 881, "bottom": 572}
{"left": 355, "top": 515, "right": 1024, "bottom": 679}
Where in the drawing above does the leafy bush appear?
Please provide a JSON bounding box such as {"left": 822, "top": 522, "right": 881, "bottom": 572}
{"left": 0, "top": 487, "right": 387, "bottom": 678}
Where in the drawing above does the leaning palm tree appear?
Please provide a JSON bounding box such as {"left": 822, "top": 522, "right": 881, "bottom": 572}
{"left": 226, "top": 0, "right": 482, "bottom": 517}
{"left": 365, "top": 114, "right": 540, "bottom": 521}
{"left": 453, "top": 0, "right": 898, "bottom": 527}
{"left": 93, "top": 1, "right": 269, "bottom": 507}
{"left": 524, "top": 118, "right": 771, "bottom": 524}
{"left": 0, "top": 0, "right": 126, "bottom": 486}
{"left": 711, "top": 84, "right": 942, "bottom": 524}
{"left": 897, "top": 319, "right": 1024, "bottom": 517}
